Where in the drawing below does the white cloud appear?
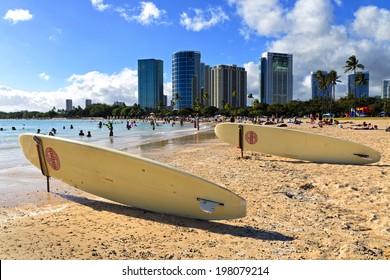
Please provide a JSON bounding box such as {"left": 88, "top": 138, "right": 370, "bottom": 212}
{"left": 39, "top": 73, "right": 50, "bottom": 81}
{"left": 334, "top": 0, "right": 342, "bottom": 7}
{"left": 180, "top": 6, "right": 229, "bottom": 31}
{"left": 3, "top": 9, "right": 33, "bottom": 24}
{"left": 287, "top": 0, "right": 334, "bottom": 35}
{"left": 228, "top": 0, "right": 288, "bottom": 37}
{"left": 352, "top": 6, "right": 390, "bottom": 41}
{"left": 49, "top": 28, "right": 62, "bottom": 41}
{"left": 135, "top": 2, "right": 165, "bottom": 25}
{"left": 164, "top": 82, "right": 172, "bottom": 101}
{"left": 116, "top": 2, "right": 168, "bottom": 26}
{"left": 243, "top": 61, "right": 259, "bottom": 98}
{"left": 0, "top": 68, "right": 139, "bottom": 112}
{"left": 231, "top": 0, "right": 390, "bottom": 100}
{"left": 91, "top": 0, "right": 110, "bottom": 12}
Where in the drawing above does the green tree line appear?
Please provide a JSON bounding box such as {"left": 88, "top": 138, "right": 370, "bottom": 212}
{"left": 1, "top": 95, "right": 389, "bottom": 120}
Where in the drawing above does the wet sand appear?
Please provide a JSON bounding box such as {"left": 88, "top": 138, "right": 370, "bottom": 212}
{"left": 0, "top": 119, "right": 389, "bottom": 260}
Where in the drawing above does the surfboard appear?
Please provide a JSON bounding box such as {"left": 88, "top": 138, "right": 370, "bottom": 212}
{"left": 19, "top": 133, "right": 246, "bottom": 220}
{"left": 215, "top": 123, "right": 381, "bottom": 165}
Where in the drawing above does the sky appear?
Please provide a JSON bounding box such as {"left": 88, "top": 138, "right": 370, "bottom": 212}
{"left": 0, "top": 0, "right": 390, "bottom": 112}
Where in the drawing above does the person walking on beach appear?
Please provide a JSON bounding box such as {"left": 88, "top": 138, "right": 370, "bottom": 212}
{"left": 318, "top": 112, "right": 323, "bottom": 128}
{"left": 107, "top": 122, "right": 114, "bottom": 137}
{"left": 194, "top": 115, "right": 200, "bottom": 130}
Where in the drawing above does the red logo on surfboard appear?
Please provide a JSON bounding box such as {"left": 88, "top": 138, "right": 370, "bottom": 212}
{"left": 245, "top": 131, "right": 258, "bottom": 145}
{"left": 45, "top": 147, "right": 61, "bottom": 171}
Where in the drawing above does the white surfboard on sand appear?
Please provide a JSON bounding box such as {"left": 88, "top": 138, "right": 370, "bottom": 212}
{"left": 215, "top": 123, "right": 381, "bottom": 165}
{"left": 19, "top": 133, "right": 246, "bottom": 220}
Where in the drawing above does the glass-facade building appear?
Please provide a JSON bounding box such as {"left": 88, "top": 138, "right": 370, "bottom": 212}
{"left": 259, "top": 52, "right": 293, "bottom": 104}
{"left": 311, "top": 71, "right": 333, "bottom": 99}
{"left": 172, "top": 51, "right": 201, "bottom": 109}
{"left": 382, "top": 79, "right": 390, "bottom": 99}
{"left": 347, "top": 72, "right": 369, "bottom": 98}
{"left": 138, "top": 59, "right": 164, "bottom": 109}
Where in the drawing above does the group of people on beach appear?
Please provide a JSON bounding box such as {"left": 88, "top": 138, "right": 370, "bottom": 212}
{"left": 225, "top": 113, "right": 383, "bottom": 132}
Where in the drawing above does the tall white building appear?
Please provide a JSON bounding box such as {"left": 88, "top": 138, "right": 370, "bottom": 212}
{"left": 259, "top": 52, "right": 293, "bottom": 104}
{"left": 201, "top": 63, "right": 212, "bottom": 106}
{"left": 382, "top": 79, "right": 390, "bottom": 99}
{"left": 210, "top": 64, "right": 247, "bottom": 109}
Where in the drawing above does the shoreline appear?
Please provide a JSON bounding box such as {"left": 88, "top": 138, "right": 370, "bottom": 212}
{"left": 0, "top": 127, "right": 216, "bottom": 208}
{"left": 1, "top": 120, "right": 389, "bottom": 260}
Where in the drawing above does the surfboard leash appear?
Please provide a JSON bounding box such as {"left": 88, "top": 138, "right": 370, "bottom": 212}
{"left": 238, "top": 124, "right": 244, "bottom": 158}
{"left": 33, "top": 136, "right": 51, "bottom": 192}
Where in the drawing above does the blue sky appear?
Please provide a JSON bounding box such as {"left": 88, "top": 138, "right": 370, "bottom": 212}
{"left": 0, "top": 0, "right": 389, "bottom": 112}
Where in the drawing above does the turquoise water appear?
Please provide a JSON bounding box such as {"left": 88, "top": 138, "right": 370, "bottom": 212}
{"left": 0, "top": 118, "right": 214, "bottom": 205}
{"left": 0, "top": 118, "right": 210, "bottom": 171}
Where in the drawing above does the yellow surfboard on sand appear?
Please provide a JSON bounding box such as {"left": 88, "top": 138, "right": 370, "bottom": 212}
{"left": 19, "top": 133, "right": 246, "bottom": 220}
{"left": 215, "top": 123, "right": 381, "bottom": 165}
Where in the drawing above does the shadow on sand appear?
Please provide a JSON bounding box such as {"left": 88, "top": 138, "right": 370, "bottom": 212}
{"left": 54, "top": 192, "right": 294, "bottom": 242}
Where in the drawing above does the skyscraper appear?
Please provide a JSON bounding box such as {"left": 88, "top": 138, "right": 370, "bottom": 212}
{"left": 138, "top": 59, "right": 164, "bottom": 109}
{"left": 347, "top": 72, "right": 369, "bottom": 98}
{"left": 66, "top": 99, "right": 72, "bottom": 112}
{"left": 211, "top": 64, "right": 247, "bottom": 109}
{"left": 201, "top": 63, "right": 212, "bottom": 107}
{"left": 311, "top": 71, "right": 332, "bottom": 99}
{"left": 382, "top": 79, "right": 390, "bottom": 99}
{"left": 85, "top": 99, "right": 92, "bottom": 107}
{"left": 259, "top": 52, "right": 293, "bottom": 104}
{"left": 172, "top": 51, "right": 201, "bottom": 109}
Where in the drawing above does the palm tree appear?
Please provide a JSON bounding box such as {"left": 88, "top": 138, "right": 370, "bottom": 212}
{"left": 343, "top": 55, "right": 365, "bottom": 98}
{"left": 354, "top": 72, "right": 368, "bottom": 107}
{"left": 354, "top": 72, "right": 368, "bottom": 88}
{"left": 327, "top": 70, "right": 341, "bottom": 100}
{"left": 327, "top": 70, "right": 341, "bottom": 115}
{"left": 202, "top": 92, "right": 209, "bottom": 107}
{"left": 194, "top": 97, "right": 202, "bottom": 114}
{"left": 232, "top": 90, "right": 237, "bottom": 107}
{"left": 173, "top": 93, "right": 180, "bottom": 110}
{"left": 315, "top": 70, "right": 328, "bottom": 112}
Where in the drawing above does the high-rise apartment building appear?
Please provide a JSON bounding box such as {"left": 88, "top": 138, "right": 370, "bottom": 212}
{"left": 211, "top": 64, "right": 247, "bottom": 109}
{"left": 85, "top": 99, "right": 92, "bottom": 107}
{"left": 172, "top": 51, "right": 201, "bottom": 109}
{"left": 66, "top": 99, "right": 72, "bottom": 112}
{"left": 382, "top": 79, "right": 390, "bottom": 99}
{"left": 259, "top": 52, "right": 293, "bottom": 104}
{"left": 311, "top": 71, "right": 333, "bottom": 99}
{"left": 347, "top": 72, "right": 369, "bottom": 98}
{"left": 201, "top": 63, "right": 212, "bottom": 107}
{"left": 138, "top": 59, "right": 164, "bottom": 109}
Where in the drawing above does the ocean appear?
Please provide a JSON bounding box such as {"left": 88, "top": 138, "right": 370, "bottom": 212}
{"left": 0, "top": 119, "right": 214, "bottom": 205}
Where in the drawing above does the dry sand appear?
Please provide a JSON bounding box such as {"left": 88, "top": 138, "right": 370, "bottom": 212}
{"left": 1, "top": 119, "right": 389, "bottom": 260}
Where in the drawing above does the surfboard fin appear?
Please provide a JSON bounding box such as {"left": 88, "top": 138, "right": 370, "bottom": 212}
{"left": 353, "top": 153, "right": 373, "bottom": 161}
{"left": 198, "top": 198, "right": 223, "bottom": 213}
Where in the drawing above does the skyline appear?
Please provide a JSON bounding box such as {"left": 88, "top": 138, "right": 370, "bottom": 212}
{"left": 1, "top": 0, "right": 390, "bottom": 112}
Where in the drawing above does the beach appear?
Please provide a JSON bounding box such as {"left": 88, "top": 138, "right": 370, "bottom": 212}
{"left": 0, "top": 119, "right": 389, "bottom": 260}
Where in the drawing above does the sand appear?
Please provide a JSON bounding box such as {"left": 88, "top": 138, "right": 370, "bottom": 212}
{"left": 0, "top": 119, "right": 389, "bottom": 260}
